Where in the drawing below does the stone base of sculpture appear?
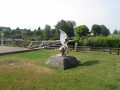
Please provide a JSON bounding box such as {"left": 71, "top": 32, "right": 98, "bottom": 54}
{"left": 46, "top": 55, "right": 80, "bottom": 70}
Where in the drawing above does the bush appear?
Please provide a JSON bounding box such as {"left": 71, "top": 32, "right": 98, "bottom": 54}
{"left": 76, "top": 36, "right": 120, "bottom": 48}
{"left": 49, "top": 38, "right": 56, "bottom": 40}
{"left": 83, "top": 38, "right": 99, "bottom": 47}
{"left": 73, "top": 37, "right": 79, "bottom": 44}
{"left": 4, "top": 40, "right": 30, "bottom": 47}
{"left": 73, "top": 36, "right": 87, "bottom": 45}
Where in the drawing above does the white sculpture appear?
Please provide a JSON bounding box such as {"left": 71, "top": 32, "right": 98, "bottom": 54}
{"left": 58, "top": 29, "right": 69, "bottom": 56}
{"left": 75, "top": 43, "right": 78, "bottom": 52}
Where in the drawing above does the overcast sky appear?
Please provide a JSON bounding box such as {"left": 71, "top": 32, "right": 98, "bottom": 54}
{"left": 0, "top": 0, "right": 120, "bottom": 33}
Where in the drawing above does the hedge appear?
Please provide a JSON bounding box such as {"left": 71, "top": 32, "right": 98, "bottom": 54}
{"left": 77, "top": 37, "right": 120, "bottom": 48}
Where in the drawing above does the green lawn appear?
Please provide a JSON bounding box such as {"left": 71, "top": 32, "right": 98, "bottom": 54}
{"left": 0, "top": 49, "right": 120, "bottom": 90}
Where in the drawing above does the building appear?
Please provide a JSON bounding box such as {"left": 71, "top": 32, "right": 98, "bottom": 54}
{"left": 108, "top": 34, "right": 120, "bottom": 37}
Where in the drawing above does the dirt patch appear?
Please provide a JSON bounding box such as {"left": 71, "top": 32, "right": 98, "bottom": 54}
{"left": 31, "top": 64, "right": 54, "bottom": 74}
{"left": 17, "top": 62, "right": 54, "bottom": 74}
{"left": 0, "top": 56, "right": 22, "bottom": 66}
{"left": 0, "top": 56, "right": 18, "bottom": 61}
{"left": 0, "top": 56, "right": 54, "bottom": 74}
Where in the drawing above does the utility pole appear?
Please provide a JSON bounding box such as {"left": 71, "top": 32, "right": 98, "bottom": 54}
{"left": 1, "top": 32, "right": 4, "bottom": 45}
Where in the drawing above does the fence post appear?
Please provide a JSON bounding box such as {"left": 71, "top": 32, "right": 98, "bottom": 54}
{"left": 117, "top": 49, "right": 119, "bottom": 55}
{"left": 110, "top": 48, "right": 111, "bottom": 54}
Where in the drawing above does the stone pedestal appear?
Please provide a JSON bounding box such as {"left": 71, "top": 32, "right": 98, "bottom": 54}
{"left": 46, "top": 55, "right": 80, "bottom": 70}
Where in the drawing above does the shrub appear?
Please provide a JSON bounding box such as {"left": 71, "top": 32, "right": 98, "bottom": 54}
{"left": 73, "top": 37, "right": 79, "bottom": 44}
{"left": 77, "top": 36, "right": 120, "bottom": 48}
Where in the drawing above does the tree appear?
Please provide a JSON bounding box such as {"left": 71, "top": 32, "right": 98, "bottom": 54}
{"left": 113, "top": 30, "right": 118, "bottom": 34}
{"left": 0, "top": 27, "right": 11, "bottom": 32}
{"left": 35, "top": 27, "right": 42, "bottom": 36}
{"left": 119, "top": 30, "right": 120, "bottom": 35}
{"left": 91, "top": 24, "right": 101, "bottom": 36}
{"left": 73, "top": 25, "right": 89, "bottom": 44}
{"left": 43, "top": 24, "right": 51, "bottom": 40}
{"left": 55, "top": 20, "right": 76, "bottom": 39}
{"left": 26, "top": 29, "right": 34, "bottom": 36}
{"left": 12, "top": 27, "right": 21, "bottom": 35}
{"left": 51, "top": 29, "right": 56, "bottom": 38}
{"left": 15, "top": 27, "right": 21, "bottom": 34}
{"left": 75, "top": 25, "right": 89, "bottom": 37}
{"left": 2, "top": 29, "right": 11, "bottom": 38}
{"left": 66, "top": 21, "right": 76, "bottom": 37}
{"left": 100, "top": 25, "right": 110, "bottom": 36}
{"left": 0, "top": 27, "right": 11, "bottom": 37}
{"left": 14, "top": 34, "right": 22, "bottom": 38}
{"left": 11, "top": 28, "right": 22, "bottom": 38}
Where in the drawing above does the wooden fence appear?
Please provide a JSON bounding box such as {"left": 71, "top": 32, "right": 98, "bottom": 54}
{"left": 44, "top": 45, "right": 120, "bottom": 55}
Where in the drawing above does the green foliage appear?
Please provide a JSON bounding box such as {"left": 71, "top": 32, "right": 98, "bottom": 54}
{"left": 113, "top": 29, "right": 118, "bottom": 34}
{"left": 81, "top": 37, "right": 120, "bottom": 47}
{"left": 49, "top": 38, "right": 56, "bottom": 40}
{"left": 83, "top": 37, "right": 100, "bottom": 47}
{"left": 5, "top": 40, "right": 30, "bottom": 47}
{"left": 119, "top": 30, "right": 120, "bottom": 35}
{"left": 0, "top": 27, "right": 11, "bottom": 32}
{"left": 22, "top": 40, "right": 30, "bottom": 47}
{"left": 43, "top": 24, "right": 51, "bottom": 40}
{"left": 35, "top": 36, "right": 43, "bottom": 40}
{"left": 55, "top": 20, "right": 76, "bottom": 39}
{"left": 26, "top": 29, "right": 34, "bottom": 37}
{"left": 14, "top": 34, "right": 22, "bottom": 39}
{"left": 91, "top": 24, "right": 110, "bottom": 36}
{"left": 73, "top": 37, "right": 79, "bottom": 43}
{"left": 75, "top": 25, "right": 89, "bottom": 37}
{"left": 0, "top": 21, "right": 111, "bottom": 41}
{"left": 74, "top": 25, "right": 89, "bottom": 44}
{"left": 2, "top": 29, "right": 11, "bottom": 38}
{"left": 100, "top": 25, "right": 110, "bottom": 36}
{"left": 91, "top": 24, "right": 101, "bottom": 36}
{"left": 35, "top": 27, "right": 42, "bottom": 36}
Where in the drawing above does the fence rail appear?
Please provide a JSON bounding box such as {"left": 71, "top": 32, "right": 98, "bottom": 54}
{"left": 0, "top": 38, "right": 23, "bottom": 41}
{"left": 44, "top": 45, "right": 120, "bottom": 55}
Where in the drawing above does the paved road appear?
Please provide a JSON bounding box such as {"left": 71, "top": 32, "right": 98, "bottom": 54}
{"left": 0, "top": 46, "right": 40, "bottom": 55}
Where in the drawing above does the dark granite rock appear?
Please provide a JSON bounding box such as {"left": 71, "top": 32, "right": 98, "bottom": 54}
{"left": 46, "top": 55, "right": 80, "bottom": 70}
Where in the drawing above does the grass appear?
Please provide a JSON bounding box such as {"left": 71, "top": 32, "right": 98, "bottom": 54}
{"left": 0, "top": 49, "right": 120, "bottom": 90}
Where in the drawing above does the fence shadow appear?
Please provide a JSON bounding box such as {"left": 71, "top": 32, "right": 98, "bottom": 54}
{"left": 68, "top": 60, "right": 99, "bottom": 70}
{"left": 82, "top": 60, "right": 99, "bottom": 66}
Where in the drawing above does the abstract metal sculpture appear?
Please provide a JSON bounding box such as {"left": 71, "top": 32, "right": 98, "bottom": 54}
{"left": 46, "top": 29, "right": 80, "bottom": 69}
{"left": 59, "top": 29, "right": 69, "bottom": 56}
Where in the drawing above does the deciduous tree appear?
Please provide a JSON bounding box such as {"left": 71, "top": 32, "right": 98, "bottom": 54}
{"left": 91, "top": 24, "right": 101, "bottom": 36}
{"left": 113, "top": 29, "right": 118, "bottom": 34}
{"left": 75, "top": 25, "right": 89, "bottom": 37}
{"left": 100, "top": 25, "right": 110, "bottom": 36}
{"left": 2, "top": 29, "right": 11, "bottom": 38}
{"left": 43, "top": 24, "right": 51, "bottom": 40}
{"left": 55, "top": 20, "right": 76, "bottom": 39}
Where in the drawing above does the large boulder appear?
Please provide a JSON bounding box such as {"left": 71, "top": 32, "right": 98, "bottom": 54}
{"left": 46, "top": 55, "right": 80, "bottom": 70}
